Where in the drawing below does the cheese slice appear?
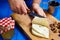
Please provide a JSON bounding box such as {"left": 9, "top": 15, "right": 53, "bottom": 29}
{"left": 32, "top": 24, "right": 49, "bottom": 38}
{"left": 32, "top": 29, "right": 45, "bottom": 37}
{"left": 32, "top": 16, "right": 49, "bottom": 27}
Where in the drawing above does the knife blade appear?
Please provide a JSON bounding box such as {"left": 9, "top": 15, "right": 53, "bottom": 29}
{"left": 29, "top": 11, "right": 45, "bottom": 18}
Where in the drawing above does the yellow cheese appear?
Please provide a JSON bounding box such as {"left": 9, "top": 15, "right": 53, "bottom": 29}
{"left": 32, "top": 16, "right": 49, "bottom": 27}
{"left": 32, "top": 17, "right": 49, "bottom": 38}
{"left": 32, "top": 24, "right": 49, "bottom": 38}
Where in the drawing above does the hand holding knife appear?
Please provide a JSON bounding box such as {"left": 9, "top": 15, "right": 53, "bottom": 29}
{"left": 29, "top": 11, "right": 45, "bottom": 18}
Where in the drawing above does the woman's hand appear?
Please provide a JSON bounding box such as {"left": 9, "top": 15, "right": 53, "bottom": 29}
{"left": 32, "top": 3, "right": 46, "bottom": 17}
{"left": 8, "top": 0, "right": 29, "bottom": 14}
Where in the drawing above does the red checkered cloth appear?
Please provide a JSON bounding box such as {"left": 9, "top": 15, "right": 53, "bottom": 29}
{"left": 0, "top": 17, "right": 15, "bottom": 34}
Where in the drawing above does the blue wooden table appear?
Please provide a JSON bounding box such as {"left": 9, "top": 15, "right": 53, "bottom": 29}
{"left": 0, "top": 0, "right": 60, "bottom": 40}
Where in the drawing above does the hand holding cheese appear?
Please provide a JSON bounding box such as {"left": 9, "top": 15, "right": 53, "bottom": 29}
{"left": 32, "top": 16, "right": 49, "bottom": 38}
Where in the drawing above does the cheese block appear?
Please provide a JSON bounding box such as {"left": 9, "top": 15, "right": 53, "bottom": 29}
{"left": 32, "top": 24, "right": 49, "bottom": 38}
{"left": 32, "top": 17, "right": 49, "bottom": 38}
{"left": 32, "top": 16, "right": 49, "bottom": 27}
{"left": 32, "top": 29, "right": 45, "bottom": 38}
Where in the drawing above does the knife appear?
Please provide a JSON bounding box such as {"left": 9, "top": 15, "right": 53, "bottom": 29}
{"left": 29, "top": 11, "right": 45, "bottom": 18}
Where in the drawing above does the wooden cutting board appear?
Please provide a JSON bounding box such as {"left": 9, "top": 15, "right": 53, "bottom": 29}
{"left": 11, "top": 13, "right": 60, "bottom": 40}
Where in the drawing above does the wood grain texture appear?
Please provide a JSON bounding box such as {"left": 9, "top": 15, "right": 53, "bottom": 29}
{"left": 11, "top": 13, "right": 60, "bottom": 40}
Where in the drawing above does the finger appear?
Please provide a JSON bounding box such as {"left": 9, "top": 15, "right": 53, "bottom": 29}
{"left": 10, "top": 2, "right": 19, "bottom": 13}
{"left": 34, "top": 6, "right": 46, "bottom": 17}
{"left": 16, "top": 5, "right": 22, "bottom": 14}
{"left": 21, "top": 4, "right": 27, "bottom": 14}
{"left": 13, "top": 6, "right": 18, "bottom": 13}
{"left": 23, "top": 1, "right": 30, "bottom": 14}
{"left": 39, "top": 7, "right": 47, "bottom": 17}
{"left": 43, "top": 12, "right": 47, "bottom": 17}
{"left": 11, "top": 5, "right": 18, "bottom": 13}
{"left": 32, "top": 3, "right": 46, "bottom": 17}
{"left": 33, "top": 7, "right": 43, "bottom": 16}
{"left": 23, "top": 1, "right": 30, "bottom": 11}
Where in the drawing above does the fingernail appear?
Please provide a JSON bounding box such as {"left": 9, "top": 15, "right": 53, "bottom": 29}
{"left": 43, "top": 14, "right": 47, "bottom": 18}
{"left": 44, "top": 15, "right": 47, "bottom": 17}
{"left": 24, "top": 13, "right": 26, "bottom": 15}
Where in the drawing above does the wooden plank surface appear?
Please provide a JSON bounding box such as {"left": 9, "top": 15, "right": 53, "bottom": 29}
{"left": 11, "top": 13, "right": 60, "bottom": 40}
